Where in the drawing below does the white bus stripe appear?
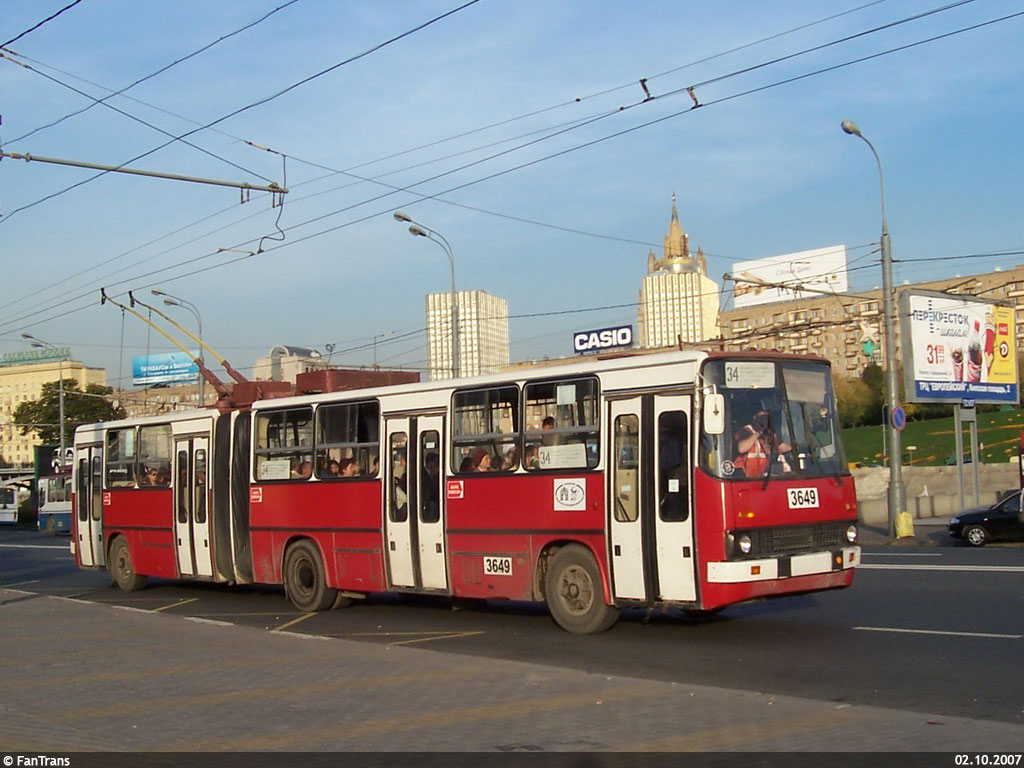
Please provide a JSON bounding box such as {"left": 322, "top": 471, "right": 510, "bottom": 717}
{"left": 854, "top": 626, "right": 1021, "bottom": 639}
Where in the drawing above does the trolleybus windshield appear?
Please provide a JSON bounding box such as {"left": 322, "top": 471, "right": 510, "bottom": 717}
{"left": 700, "top": 359, "right": 847, "bottom": 480}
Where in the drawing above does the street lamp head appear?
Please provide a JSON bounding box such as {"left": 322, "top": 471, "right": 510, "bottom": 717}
{"left": 151, "top": 289, "right": 167, "bottom": 297}
{"left": 20, "top": 333, "right": 35, "bottom": 341}
{"left": 163, "top": 298, "right": 180, "bottom": 308}
{"left": 841, "top": 119, "right": 862, "bottom": 137}
{"left": 393, "top": 211, "right": 412, "bottom": 223}
{"left": 29, "top": 341, "right": 44, "bottom": 349}
{"left": 408, "top": 225, "right": 428, "bottom": 238}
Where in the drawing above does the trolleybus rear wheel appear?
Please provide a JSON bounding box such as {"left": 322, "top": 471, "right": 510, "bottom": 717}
{"left": 108, "top": 535, "right": 147, "bottom": 592}
{"left": 284, "top": 540, "right": 337, "bottom": 612}
{"left": 545, "top": 544, "right": 619, "bottom": 634}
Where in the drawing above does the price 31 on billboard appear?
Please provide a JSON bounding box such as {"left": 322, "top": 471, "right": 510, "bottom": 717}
{"left": 899, "top": 290, "right": 1019, "bottom": 404}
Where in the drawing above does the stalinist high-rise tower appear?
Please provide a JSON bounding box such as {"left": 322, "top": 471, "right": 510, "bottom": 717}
{"left": 637, "top": 195, "right": 720, "bottom": 347}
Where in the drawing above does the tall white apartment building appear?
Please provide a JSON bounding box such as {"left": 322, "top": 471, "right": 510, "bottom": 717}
{"left": 426, "top": 290, "right": 509, "bottom": 380}
{"left": 637, "top": 196, "right": 721, "bottom": 348}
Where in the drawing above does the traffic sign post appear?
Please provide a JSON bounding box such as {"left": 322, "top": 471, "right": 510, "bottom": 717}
{"left": 890, "top": 405, "right": 906, "bottom": 431}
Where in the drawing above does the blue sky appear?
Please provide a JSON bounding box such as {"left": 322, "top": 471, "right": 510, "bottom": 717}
{"left": 2, "top": 0, "right": 1022, "bottom": 386}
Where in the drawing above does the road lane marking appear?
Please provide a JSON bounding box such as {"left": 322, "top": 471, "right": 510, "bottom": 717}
{"left": 3, "top": 579, "right": 40, "bottom": 586}
{"left": 185, "top": 616, "right": 233, "bottom": 627}
{"left": 860, "top": 552, "right": 942, "bottom": 557}
{"left": 152, "top": 597, "right": 199, "bottom": 612}
{"left": 859, "top": 564, "right": 1024, "bottom": 572}
{"left": 389, "top": 630, "right": 486, "bottom": 646}
{"left": 0, "top": 543, "right": 70, "bottom": 550}
{"left": 271, "top": 612, "right": 317, "bottom": 632}
{"left": 854, "top": 626, "right": 1021, "bottom": 639}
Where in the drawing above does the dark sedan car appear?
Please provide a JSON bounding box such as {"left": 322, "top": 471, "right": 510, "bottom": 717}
{"left": 949, "top": 490, "right": 1024, "bottom": 546}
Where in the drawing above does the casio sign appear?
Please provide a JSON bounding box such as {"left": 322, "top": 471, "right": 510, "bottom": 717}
{"left": 573, "top": 326, "right": 633, "bottom": 354}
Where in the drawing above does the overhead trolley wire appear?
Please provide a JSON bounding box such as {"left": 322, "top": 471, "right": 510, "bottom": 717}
{"left": 0, "top": 51, "right": 275, "bottom": 182}
{"left": 6, "top": 6, "right": 1020, "bottom": 336}
{"left": 1, "top": 0, "right": 85, "bottom": 49}
{"left": 0, "top": 0, "right": 485, "bottom": 224}
{"left": 0, "top": 0, "right": 948, "bottom": 312}
{"left": 2, "top": 0, "right": 303, "bottom": 148}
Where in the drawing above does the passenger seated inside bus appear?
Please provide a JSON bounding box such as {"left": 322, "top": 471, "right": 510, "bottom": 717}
{"left": 140, "top": 467, "right": 159, "bottom": 486}
{"left": 734, "top": 410, "right": 791, "bottom": 477}
{"left": 461, "top": 448, "right": 492, "bottom": 472}
{"left": 339, "top": 457, "right": 360, "bottom": 477}
{"left": 524, "top": 443, "right": 539, "bottom": 469}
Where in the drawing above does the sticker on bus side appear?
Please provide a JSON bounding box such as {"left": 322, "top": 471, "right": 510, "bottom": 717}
{"left": 447, "top": 480, "right": 464, "bottom": 500}
{"left": 554, "top": 479, "right": 586, "bottom": 511}
{"left": 787, "top": 487, "right": 819, "bottom": 509}
{"left": 250, "top": 487, "right": 263, "bottom": 504}
{"left": 103, "top": 492, "right": 111, "bottom": 506}
{"left": 483, "top": 556, "right": 512, "bottom": 576}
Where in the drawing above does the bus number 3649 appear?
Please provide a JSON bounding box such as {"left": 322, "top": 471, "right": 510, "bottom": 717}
{"left": 483, "top": 557, "right": 513, "bottom": 576}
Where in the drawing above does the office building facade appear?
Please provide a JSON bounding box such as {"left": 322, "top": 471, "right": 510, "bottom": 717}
{"left": 427, "top": 290, "right": 509, "bottom": 380}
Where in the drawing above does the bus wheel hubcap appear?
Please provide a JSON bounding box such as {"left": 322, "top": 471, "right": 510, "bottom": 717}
{"left": 560, "top": 566, "right": 593, "bottom": 615}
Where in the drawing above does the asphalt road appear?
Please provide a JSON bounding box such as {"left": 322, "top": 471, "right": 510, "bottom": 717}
{"left": 2, "top": 528, "right": 1022, "bottom": 727}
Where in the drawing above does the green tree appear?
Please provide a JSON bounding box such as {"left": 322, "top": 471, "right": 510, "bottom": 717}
{"left": 858, "top": 363, "right": 884, "bottom": 425}
{"left": 833, "top": 375, "right": 874, "bottom": 427}
{"left": 13, "top": 380, "right": 125, "bottom": 446}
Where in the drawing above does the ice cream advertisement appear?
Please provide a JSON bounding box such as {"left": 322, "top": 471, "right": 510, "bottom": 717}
{"left": 901, "top": 292, "right": 1018, "bottom": 404}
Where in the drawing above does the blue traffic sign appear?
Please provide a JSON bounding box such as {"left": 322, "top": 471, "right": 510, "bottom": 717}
{"left": 891, "top": 405, "right": 907, "bottom": 431}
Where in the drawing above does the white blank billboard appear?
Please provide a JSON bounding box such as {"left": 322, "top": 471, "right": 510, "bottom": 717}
{"left": 731, "top": 245, "right": 849, "bottom": 309}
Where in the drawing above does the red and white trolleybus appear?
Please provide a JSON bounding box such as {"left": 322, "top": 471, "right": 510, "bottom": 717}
{"left": 71, "top": 349, "right": 860, "bottom": 633}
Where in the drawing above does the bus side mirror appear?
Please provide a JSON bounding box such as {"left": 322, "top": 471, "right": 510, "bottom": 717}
{"left": 703, "top": 393, "right": 725, "bottom": 436}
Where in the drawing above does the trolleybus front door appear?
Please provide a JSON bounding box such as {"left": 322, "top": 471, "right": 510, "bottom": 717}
{"left": 607, "top": 394, "right": 696, "bottom": 604}
{"left": 75, "top": 446, "right": 104, "bottom": 567}
{"left": 384, "top": 415, "right": 449, "bottom": 592}
{"left": 174, "top": 435, "right": 214, "bottom": 578}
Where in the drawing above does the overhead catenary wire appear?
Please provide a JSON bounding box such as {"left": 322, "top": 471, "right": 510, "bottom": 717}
{"left": 0, "top": 0, "right": 969, "bottom": 317}
{"left": 1, "top": 0, "right": 85, "bottom": 49}
{"left": 1, "top": 0, "right": 303, "bottom": 148}
{"left": 0, "top": 0, "right": 485, "bottom": 225}
{"left": 5, "top": 7, "right": 1020, "bottom": 337}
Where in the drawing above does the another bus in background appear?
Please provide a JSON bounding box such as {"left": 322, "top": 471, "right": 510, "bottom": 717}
{"left": 38, "top": 472, "right": 73, "bottom": 534}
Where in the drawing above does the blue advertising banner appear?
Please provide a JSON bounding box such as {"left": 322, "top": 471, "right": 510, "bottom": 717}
{"left": 132, "top": 352, "right": 199, "bottom": 386}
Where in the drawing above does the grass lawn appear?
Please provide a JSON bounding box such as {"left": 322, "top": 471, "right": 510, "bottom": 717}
{"left": 842, "top": 408, "right": 1024, "bottom": 466}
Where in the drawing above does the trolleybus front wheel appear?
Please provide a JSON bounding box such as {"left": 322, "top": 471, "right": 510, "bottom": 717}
{"left": 108, "top": 535, "right": 147, "bottom": 592}
{"left": 545, "top": 544, "right": 619, "bottom": 634}
{"left": 283, "top": 540, "right": 338, "bottom": 612}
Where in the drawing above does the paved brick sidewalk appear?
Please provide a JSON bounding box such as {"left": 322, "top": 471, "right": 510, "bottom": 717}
{"left": 2, "top": 589, "right": 1022, "bottom": 752}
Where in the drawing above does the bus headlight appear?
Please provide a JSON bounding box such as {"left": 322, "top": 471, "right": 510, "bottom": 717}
{"left": 737, "top": 534, "right": 752, "bottom": 554}
{"left": 846, "top": 525, "right": 858, "bottom": 544}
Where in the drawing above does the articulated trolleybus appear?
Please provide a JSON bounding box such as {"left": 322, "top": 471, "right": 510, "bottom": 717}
{"left": 71, "top": 350, "right": 860, "bottom": 633}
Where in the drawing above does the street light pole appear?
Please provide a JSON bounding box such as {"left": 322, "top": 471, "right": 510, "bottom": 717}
{"left": 22, "top": 334, "right": 66, "bottom": 466}
{"left": 842, "top": 119, "right": 906, "bottom": 537}
{"left": 152, "top": 290, "right": 205, "bottom": 406}
{"left": 393, "top": 212, "right": 460, "bottom": 379}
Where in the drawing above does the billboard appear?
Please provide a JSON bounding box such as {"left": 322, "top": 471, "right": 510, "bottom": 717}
{"left": 731, "top": 245, "right": 848, "bottom": 309}
{"left": 900, "top": 291, "right": 1019, "bottom": 404}
{"left": 132, "top": 352, "right": 199, "bottom": 387}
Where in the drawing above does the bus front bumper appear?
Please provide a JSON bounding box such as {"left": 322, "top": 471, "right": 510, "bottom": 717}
{"left": 707, "top": 546, "right": 861, "bottom": 584}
